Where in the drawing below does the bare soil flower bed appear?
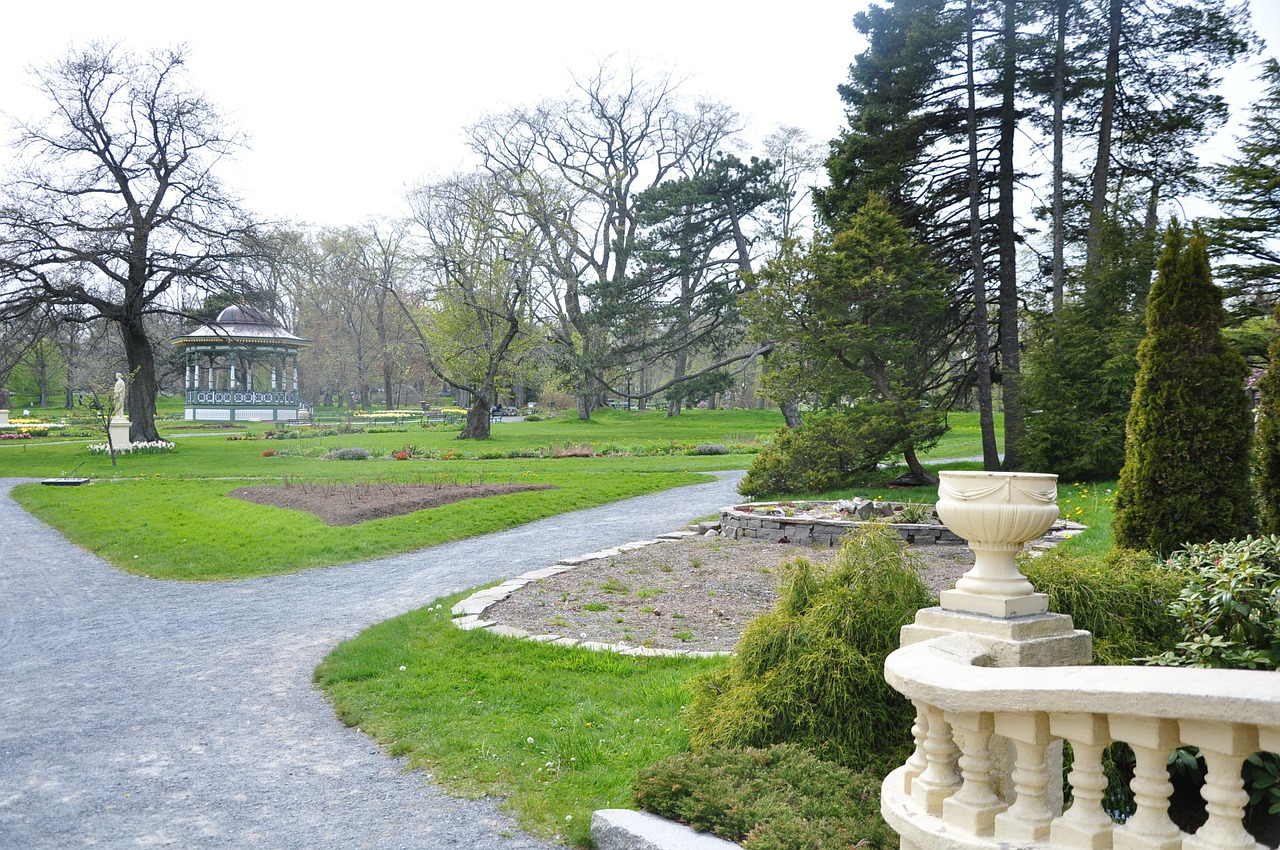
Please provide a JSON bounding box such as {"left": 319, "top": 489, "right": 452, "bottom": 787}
{"left": 227, "top": 482, "right": 557, "bottom": 526}
{"left": 485, "top": 535, "right": 975, "bottom": 652}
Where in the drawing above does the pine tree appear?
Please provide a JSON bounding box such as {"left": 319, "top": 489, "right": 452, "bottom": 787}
{"left": 1113, "top": 220, "right": 1255, "bottom": 553}
{"left": 1256, "top": 305, "right": 1280, "bottom": 534}
{"left": 1208, "top": 59, "right": 1280, "bottom": 303}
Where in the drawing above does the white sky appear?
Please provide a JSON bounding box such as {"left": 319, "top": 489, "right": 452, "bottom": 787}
{"left": 0, "top": 0, "right": 1277, "bottom": 229}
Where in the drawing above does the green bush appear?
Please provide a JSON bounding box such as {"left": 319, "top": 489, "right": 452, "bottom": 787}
{"left": 1021, "top": 547, "right": 1182, "bottom": 665}
{"left": 1256, "top": 308, "right": 1280, "bottom": 534}
{"left": 690, "top": 443, "right": 729, "bottom": 455}
{"left": 635, "top": 744, "right": 895, "bottom": 850}
{"left": 1142, "top": 536, "right": 1280, "bottom": 670}
{"left": 1021, "top": 304, "right": 1142, "bottom": 481}
{"left": 1114, "top": 221, "right": 1256, "bottom": 553}
{"left": 327, "top": 447, "right": 370, "bottom": 460}
{"left": 683, "top": 525, "right": 932, "bottom": 772}
{"left": 740, "top": 405, "right": 942, "bottom": 499}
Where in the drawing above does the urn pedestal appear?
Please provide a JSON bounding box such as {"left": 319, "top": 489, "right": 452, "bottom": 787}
{"left": 934, "top": 471, "right": 1060, "bottom": 618}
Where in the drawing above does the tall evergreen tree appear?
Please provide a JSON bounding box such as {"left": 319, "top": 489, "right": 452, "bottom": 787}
{"left": 1113, "top": 220, "right": 1255, "bottom": 553}
{"left": 746, "top": 195, "right": 962, "bottom": 484}
{"left": 1208, "top": 58, "right": 1280, "bottom": 305}
{"left": 1256, "top": 304, "right": 1280, "bottom": 535}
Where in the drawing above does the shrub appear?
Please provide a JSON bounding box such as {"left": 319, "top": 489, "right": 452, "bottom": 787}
{"left": 635, "top": 744, "right": 895, "bottom": 850}
{"left": 327, "top": 447, "right": 370, "bottom": 461}
{"left": 690, "top": 443, "right": 729, "bottom": 455}
{"left": 1020, "top": 547, "right": 1182, "bottom": 665}
{"left": 1020, "top": 303, "right": 1142, "bottom": 481}
{"left": 1257, "top": 306, "right": 1280, "bottom": 534}
{"left": 523, "top": 414, "right": 542, "bottom": 422}
{"left": 551, "top": 443, "right": 595, "bottom": 458}
{"left": 1113, "top": 221, "right": 1256, "bottom": 553}
{"left": 739, "top": 405, "right": 942, "bottom": 499}
{"left": 394, "top": 451, "right": 410, "bottom": 460}
{"left": 684, "top": 525, "right": 932, "bottom": 772}
{"left": 261, "top": 449, "right": 277, "bottom": 457}
{"left": 1142, "top": 536, "right": 1280, "bottom": 670}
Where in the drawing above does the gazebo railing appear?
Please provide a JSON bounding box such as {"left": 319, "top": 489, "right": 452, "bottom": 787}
{"left": 882, "top": 634, "right": 1280, "bottom": 850}
{"left": 186, "top": 390, "right": 301, "bottom": 405}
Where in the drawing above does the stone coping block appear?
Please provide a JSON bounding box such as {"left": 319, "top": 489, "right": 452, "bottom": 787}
{"left": 591, "top": 808, "right": 739, "bottom": 850}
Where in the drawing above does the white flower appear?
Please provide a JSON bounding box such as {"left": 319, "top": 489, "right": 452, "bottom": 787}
{"left": 399, "top": 665, "right": 406, "bottom": 671}
{"left": 526, "top": 737, "right": 535, "bottom": 745}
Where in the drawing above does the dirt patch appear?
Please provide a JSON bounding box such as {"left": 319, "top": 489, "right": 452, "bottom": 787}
{"left": 227, "top": 482, "right": 558, "bottom": 526}
{"left": 484, "top": 535, "right": 975, "bottom": 652}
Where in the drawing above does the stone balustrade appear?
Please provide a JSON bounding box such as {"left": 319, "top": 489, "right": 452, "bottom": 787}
{"left": 882, "top": 632, "right": 1280, "bottom": 850}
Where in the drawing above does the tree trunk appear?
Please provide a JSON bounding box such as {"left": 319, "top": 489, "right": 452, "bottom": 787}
{"left": 666, "top": 349, "right": 688, "bottom": 417}
{"left": 458, "top": 400, "right": 492, "bottom": 439}
{"left": 902, "top": 445, "right": 939, "bottom": 485}
{"left": 780, "top": 398, "right": 803, "bottom": 429}
{"left": 1085, "top": 0, "right": 1123, "bottom": 275}
{"left": 966, "top": 1, "right": 1002, "bottom": 470}
{"left": 1051, "top": 0, "right": 1068, "bottom": 316}
{"left": 120, "top": 321, "right": 161, "bottom": 443}
{"left": 997, "top": 0, "right": 1024, "bottom": 471}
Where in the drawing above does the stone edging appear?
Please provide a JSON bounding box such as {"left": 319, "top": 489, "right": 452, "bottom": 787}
{"left": 449, "top": 529, "right": 733, "bottom": 658}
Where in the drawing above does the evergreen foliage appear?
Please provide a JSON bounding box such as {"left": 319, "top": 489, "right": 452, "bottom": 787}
{"left": 1113, "top": 220, "right": 1255, "bottom": 553}
{"left": 1257, "top": 306, "right": 1280, "bottom": 534}
{"left": 682, "top": 526, "right": 932, "bottom": 772}
{"left": 745, "top": 195, "right": 958, "bottom": 484}
{"left": 635, "top": 744, "right": 895, "bottom": 850}
{"left": 739, "top": 405, "right": 943, "bottom": 499}
{"left": 1208, "top": 59, "right": 1280, "bottom": 302}
{"left": 1021, "top": 213, "right": 1152, "bottom": 480}
{"left": 1021, "top": 547, "right": 1182, "bottom": 665}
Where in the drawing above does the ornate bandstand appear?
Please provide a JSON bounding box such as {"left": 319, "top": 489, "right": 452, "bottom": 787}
{"left": 172, "top": 306, "right": 310, "bottom": 423}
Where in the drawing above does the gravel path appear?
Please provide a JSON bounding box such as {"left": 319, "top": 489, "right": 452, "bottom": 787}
{"left": 0, "top": 470, "right": 744, "bottom": 849}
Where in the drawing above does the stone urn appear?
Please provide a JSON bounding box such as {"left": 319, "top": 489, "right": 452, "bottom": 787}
{"left": 934, "top": 470, "right": 1059, "bottom": 618}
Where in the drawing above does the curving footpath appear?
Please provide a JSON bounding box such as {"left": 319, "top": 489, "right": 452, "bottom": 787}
{"left": 0, "top": 471, "right": 744, "bottom": 849}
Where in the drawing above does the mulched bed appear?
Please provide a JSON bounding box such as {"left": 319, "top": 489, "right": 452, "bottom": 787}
{"left": 226, "top": 482, "right": 557, "bottom": 526}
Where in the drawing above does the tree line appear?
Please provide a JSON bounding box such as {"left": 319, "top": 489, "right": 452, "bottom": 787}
{"left": 2, "top": 7, "right": 1277, "bottom": 461}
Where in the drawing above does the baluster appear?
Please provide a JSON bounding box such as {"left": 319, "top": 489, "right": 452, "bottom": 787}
{"left": 911, "top": 703, "right": 961, "bottom": 814}
{"left": 903, "top": 700, "right": 929, "bottom": 792}
{"left": 1051, "top": 713, "right": 1115, "bottom": 850}
{"left": 1110, "top": 716, "right": 1183, "bottom": 850}
{"left": 995, "top": 711, "right": 1055, "bottom": 841}
{"left": 943, "top": 710, "right": 1006, "bottom": 835}
{"left": 1180, "top": 721, "right": 1257, "bottom": 850}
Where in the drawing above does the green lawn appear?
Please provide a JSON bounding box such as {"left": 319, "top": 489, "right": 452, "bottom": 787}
{"left": 316, "top": 595, "right": 726, "bottom": 846}
{"left": 2, "top": 408, "right": 1014, "bottom": 581}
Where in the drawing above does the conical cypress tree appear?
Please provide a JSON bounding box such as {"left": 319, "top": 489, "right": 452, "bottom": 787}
{"left": 1113, "top": 220, "right": 1255, "bottom": 553}
{"left": 1256, "top": 305, "right": 1280, "bottom": 534}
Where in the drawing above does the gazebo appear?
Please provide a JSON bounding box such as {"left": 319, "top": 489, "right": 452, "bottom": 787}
{"left": 172, "top": 306, "right": 310, "bottom": 423}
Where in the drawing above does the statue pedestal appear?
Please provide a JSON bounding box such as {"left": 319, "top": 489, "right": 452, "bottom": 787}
{"left": 0, "top": 409, "right": 8, "bottom": 425}
{"left": 108, "top": 417, "right": 131, "bottom": 451}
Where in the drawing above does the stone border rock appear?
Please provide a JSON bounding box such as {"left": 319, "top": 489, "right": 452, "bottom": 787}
{"left": 721, "top": 501, "right": 1087, "bottom": 550}
{"left": 591, "top": 809, "right": 739, "bottom": 849}
{"left": 721, "top": 500, "right": 964, "bottom": 546}
{"left": 449, "top": 529, "right": 734, "bottom": 657}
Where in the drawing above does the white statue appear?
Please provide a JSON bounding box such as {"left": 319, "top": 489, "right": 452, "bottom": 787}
{"left": 113, "top": 372, "right": 127, "bottom": 417}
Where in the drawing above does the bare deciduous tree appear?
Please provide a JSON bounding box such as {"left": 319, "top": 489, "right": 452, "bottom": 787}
{"left": 0, "top": 43, "right": 259, "bottom": 441}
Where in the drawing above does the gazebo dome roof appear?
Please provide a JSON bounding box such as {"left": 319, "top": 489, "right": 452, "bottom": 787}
{"left": 172, "top": 305, "right": 309, "bottom": 349}
{"left": 215, "top": 304, "right": 269, "bottom": 326}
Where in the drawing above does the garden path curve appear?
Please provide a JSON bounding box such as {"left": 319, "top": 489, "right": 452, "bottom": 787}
{"left": 0, "top": 470, "right": 744, "bottom": 849}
